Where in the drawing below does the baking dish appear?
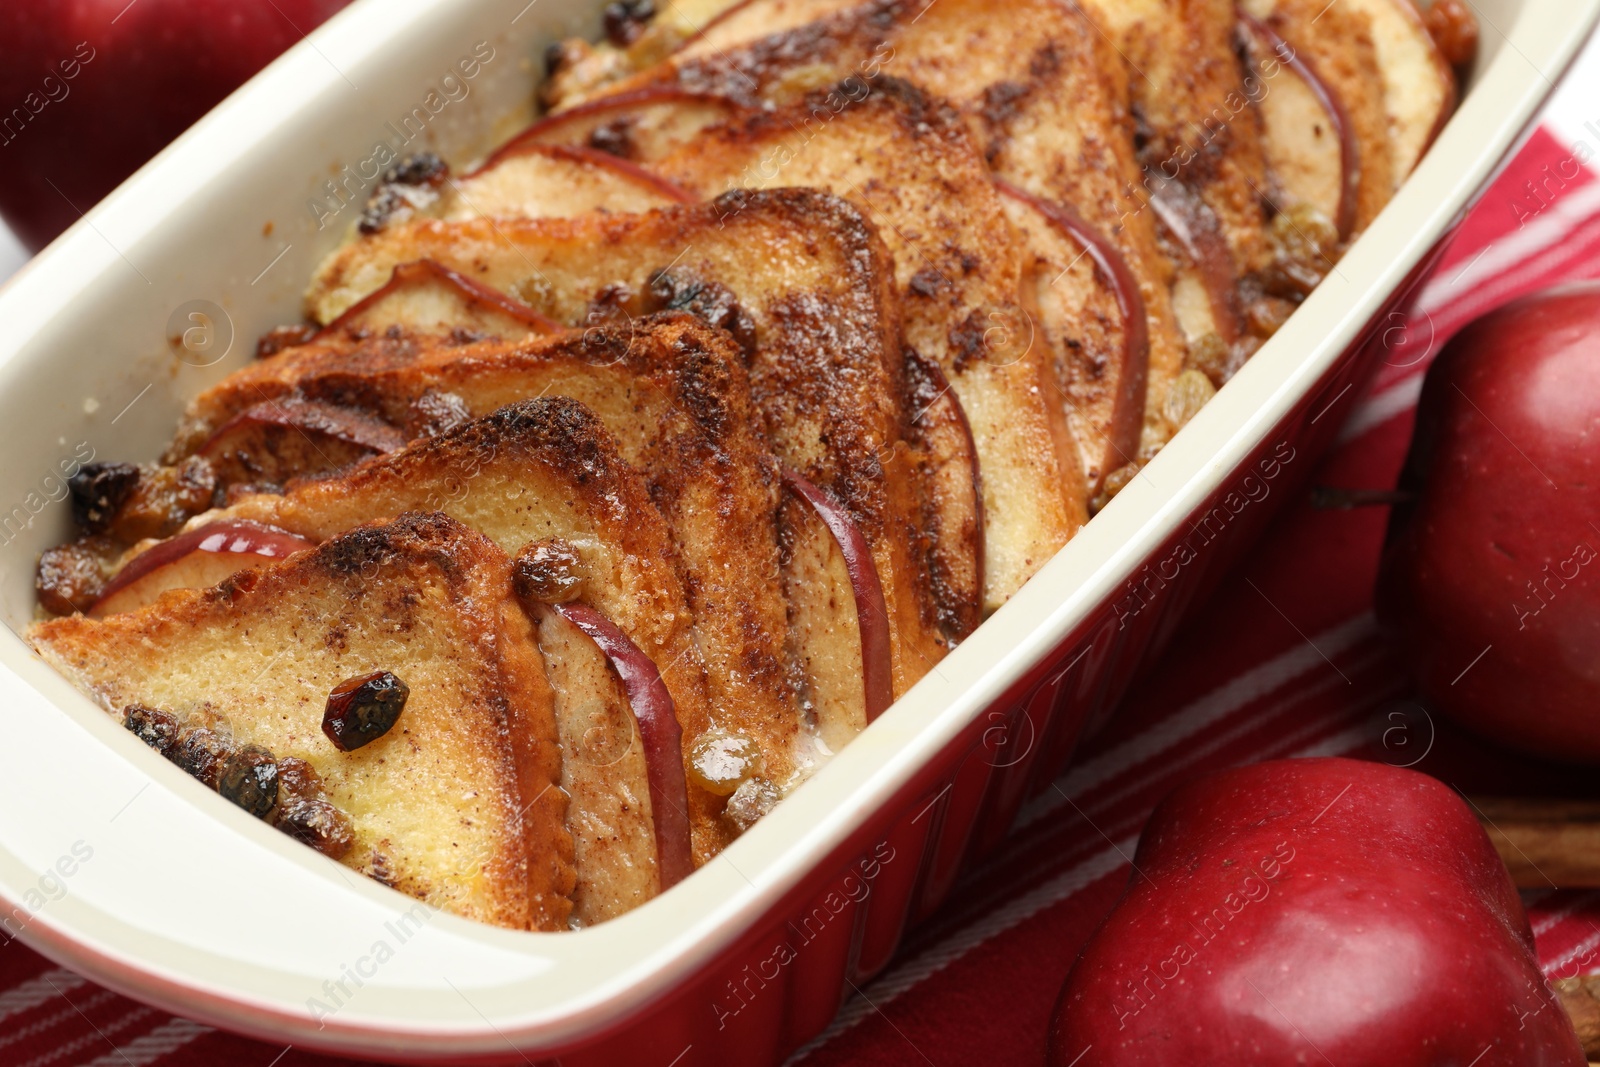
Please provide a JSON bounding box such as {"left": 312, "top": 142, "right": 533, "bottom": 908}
{"left": 0, "top": 0, "right": 1591, "bottom": 1062}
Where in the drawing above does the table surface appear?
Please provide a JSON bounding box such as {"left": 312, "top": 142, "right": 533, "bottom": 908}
{"left": 4, "top": 21, "right": 1600, "bottom": 1067}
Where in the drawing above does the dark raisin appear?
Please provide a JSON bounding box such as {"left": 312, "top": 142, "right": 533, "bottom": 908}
{"left": 275, "top": 797, "right": 354, "bottom": 859}
{"left": 358, "top": 186, "right": 406, "bottom": 235}
{"left": 588, "top": 118, "right": 636, "bottom": 158}
{"left": 255, "top": 324, "right": 318, "bottom": 359}
{"left": 381, "top": 152, "right": 448, "bottom": 187}
{"left": 323, "top": 670, "right": 409, "bottom": 751}
{"left": 545, "top": 40, "right": 570, "bottom": 77}
{"left": 602, "top": 0, "right": 657, "bottom": 47}
{"left": 512, "top": 539, "right": 588, "bottom": 604}
{"left": 644, "top": 269, "right": 758, "bottom": 357}
{"left": 69, "top": 462, "right": 140, "bottom": 533}
{"left": 173, "top": 727, "right": 231, "bottom": 789}
{"left": 123, "top": 704, "right": 182, "bottom": 757}
{"left": 218, "top": 745, "right": 280, "bottom": 818}
{"left": 406, "top": 390, "right": 472, "bottom": 439}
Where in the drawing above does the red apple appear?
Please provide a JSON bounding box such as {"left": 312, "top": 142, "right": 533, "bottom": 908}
{"left": 552, "top": 600, "right": 695, "bottom": 890}
{"left": 0, "top": 0, "right": 351, "bottom": 250}
{"left": 92, "top": 520, "right": 315, "bottom": 616}
{"left": 1049, "top": 758, "right": 1584, "bottom": 1066}
{"left": 1377, "top": 282, "right": 1600, "bottom": 763}
{"left": 781, "top": 467, "right": 894, "bottom": 722}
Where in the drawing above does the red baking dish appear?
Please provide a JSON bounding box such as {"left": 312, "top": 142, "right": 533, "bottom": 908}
{"left": 0, "top": 0, "right": 1592, "bottom": 1063}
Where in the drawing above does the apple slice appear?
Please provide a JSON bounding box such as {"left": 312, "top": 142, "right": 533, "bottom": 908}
{"left": 782, "top": 468, "right": 894, "bottom": 723}
{"left": 315, "top": 259, "right": 562, "bottom": 342}
{"left": 488, "top": 86, "right": 741, "bottom": 164}
{"left": 1239, "top": 12, "right": 1360, "bottom": 240}
{"left": 548, "top": 600, "right": 695, "bottom": 890}
{"left": 1341, "top": 0, "right": 1458, "bottom": 183}
{"left": 445, "top": 143, "right": 693, "bottom": 223}
{"left": 995, "top": 179, "right": 1150, "bottom": 490}
{"left": 198, "top": 395, "right": 407, "bottom": 485}
{"left": 92, "top": 521, "right": 315, "bottom": 617}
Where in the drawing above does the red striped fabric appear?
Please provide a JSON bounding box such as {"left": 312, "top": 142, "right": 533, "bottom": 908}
{"left": 4, "top": 120, "right": 1600, "bottom": 1067}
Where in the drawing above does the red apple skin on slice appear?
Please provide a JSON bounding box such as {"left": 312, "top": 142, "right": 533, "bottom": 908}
{"left": 315, "top": 259, "right": 563, "bottom": 340}
{"left": 91, "top": 521, "right": 316, "bottom": 617}
{"left": 198, "top": 396, "right": 407, "bottom": 485}
{"left": 996, "top": 179, "right": 1150, "bottom": 491}
{"left": 782, "top": 468, "right": 894, "bottom": 723}
{"left": 1239, "top": 14, "right": 1360, "bottom": 240}
{"left": 552, "top": 600, "right": 695, "bottom": 890}
{"left": 489, "top": 87, "right": 740, "bottom": 165}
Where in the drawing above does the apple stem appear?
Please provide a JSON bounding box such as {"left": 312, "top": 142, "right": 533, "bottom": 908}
{"left": 1309, "top": 486, "right": 1415, "bottom": 510}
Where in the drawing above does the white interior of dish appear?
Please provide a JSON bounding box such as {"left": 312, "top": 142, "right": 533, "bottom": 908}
{"left": 0, "top": 0, "right": 1589, "bottom": 1056}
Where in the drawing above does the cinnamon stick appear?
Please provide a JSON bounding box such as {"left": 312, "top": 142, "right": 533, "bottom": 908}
{"left": 1471, "top": 797, "right": 1600, "bottom": 889}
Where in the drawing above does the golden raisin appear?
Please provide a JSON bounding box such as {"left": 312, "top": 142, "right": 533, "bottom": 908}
{"left": 1424, "top": 0, "right": 1478, "bottom": 69}
{"left": 688, "top": 728, "right": 764, "bottom": 796}
{"left": 1163, "top": 370, "right": 1217, "bottom": 432}
{"left": 513, "top": 539, "right": 589, "bottom": 604}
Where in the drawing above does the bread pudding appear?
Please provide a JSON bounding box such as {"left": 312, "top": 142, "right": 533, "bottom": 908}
{"left": 29, "top": 0, "right": 1470, "bottom": 929}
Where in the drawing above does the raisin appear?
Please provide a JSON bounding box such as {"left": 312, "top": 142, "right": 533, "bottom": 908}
{"left": 276, "top": 797, "right": 354, "bottom": 859}
{"left": 1424, "top": 0, "right": 1478, "bottom": 69}
{"left": 644, "top": 269, "right": 758, "bottom": 357}
{"left": 270, "top": 757, "right": 355, "bottom": 859}
{"left": 218, "top": 745, "right": 280, "bottom": 818}
{"left": 602, "top": 0, "right": 657, "bottom": 47}
{"left": 513, "top": 540, "right": 588, "bottom": 605}
{"left": 1163, "top": 369, "right": 1217, "bottom": 432}
{"left": 173, "top": 727, "right": 231, "bottom": 789}
{"left": 255, "top": 324, "right": 318, "bottom": 359}
{"left": 688, "top": 729, "right": 764, "bottom": 797}
{"left": 69, "top": 462, "right": 140, "bottom": 533}
{"left": 106, "top": 458, "right": 218, "bottom": 543}
{"left": 322, "top": 670, "right": 409, "bottom": 751}
{"left": 36, "top": 538, "right": 112, "bottom": 615}
{"left": 123, "top": 704, "right": 182, "bottom": 757}
{"left": 1090, "top": 463, "right": 1140, "bottom": 517}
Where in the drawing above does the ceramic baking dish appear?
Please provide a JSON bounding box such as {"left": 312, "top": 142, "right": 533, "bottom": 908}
{"left": 0, "top": 1, "right": 1592, "bottom": 1063}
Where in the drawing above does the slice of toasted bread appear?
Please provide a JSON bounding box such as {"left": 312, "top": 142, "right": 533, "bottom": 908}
{"left": 308, "top": 189, "right": 948, "bottom": 696}
{"left": 205, "top": 398, "right": 730, "bottom": 874}
{"left": 171, "top": 315, "right": 857, "bottom": 811}
{"left": 443, "top": 79, "right": 1067, "bottom": 614}
{"left": 546, "top": 0, "right": 1186, "bottom": 481}
{"left": 30, "top": 512, "right": 574, "bottom": 931}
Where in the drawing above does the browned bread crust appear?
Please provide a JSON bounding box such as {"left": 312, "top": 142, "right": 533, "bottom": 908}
{"left": 450, "top": 78, "right": 1065, "bottom": 617}
{"left": 550, "top": 0, "right": 1188, "bottom": 477}
{"left": 207, "top": 398, "right": 730, "bottom": 869}
{"left": 173, "top": 315, "right": 851, "bottom": 817}
{"left": 30, "top": 511, "right": 574, "bottom": 931}
{"left": 308, "top": 189, "right": 948, "bottom": 697}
